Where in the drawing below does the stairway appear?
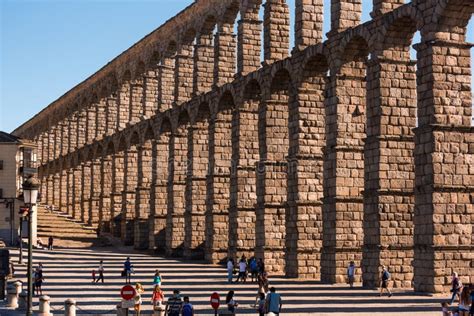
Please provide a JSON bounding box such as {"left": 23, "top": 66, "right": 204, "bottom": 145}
{"left": 37, "top": 205, "right": 98, "bottom": 247}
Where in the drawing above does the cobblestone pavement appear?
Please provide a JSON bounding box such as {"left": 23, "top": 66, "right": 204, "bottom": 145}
{"left": 1, "top": 246, "right": 446, "bottom": 315}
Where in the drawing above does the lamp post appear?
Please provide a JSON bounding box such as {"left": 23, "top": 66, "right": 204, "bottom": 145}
{"left": 22, "top": 176, "right": 39, "bottom": 316}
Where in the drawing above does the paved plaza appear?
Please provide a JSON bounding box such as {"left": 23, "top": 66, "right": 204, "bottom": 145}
{"left": 1, "top": 246, "right": 446, "bottom": 315}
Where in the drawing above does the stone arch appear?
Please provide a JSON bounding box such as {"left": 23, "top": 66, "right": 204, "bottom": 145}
{"left": 433, "top": 0, "right": 474, "bottom": 41}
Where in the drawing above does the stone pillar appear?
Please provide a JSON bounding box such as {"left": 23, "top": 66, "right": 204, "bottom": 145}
{"left": 134, "top": 141, "right": 153, "bottom": 249}
{"left": 174, "top": 43, "right": 194, "bottom": 106}
{"left": 106, "top": 94, "right": 118, "bottom": 135}
{"left": 111, "top": 152, "right": 125, "bottom": 238}
{"left": 294, "top": 0, "right": 324, "bottom": 50}
{"left": 66, "top": 169, "right": 74, "bottom": 217}
{"left": 68, "top": 114, "right": 78, "bottom": 153}
{"left": 206, "top": 107, "right": 233, "bottom": 263}
{"left": 99, "top": 156, "right": 113, "bottom": 233}
{"left": 89, "top": 159, "right": 102, "bottom": 227}
{"left": 77, "top": 108, "right": 87, "bottom": 147}
{"left": 362, "top": 57, "right": 416, "bottom": 288}
{"left": 371, "top": 0, "right": 404, "bottom": 18}
{"left": 48, "top": 128, "right": 55, "bottom": 162}
{"left": 60, "top": 169, "right": 68, "bottom": 211}
{"left": 73, "top": 165, "right": 83, "bottom": 221}
{"left": 263, "top": 0, "right": 290, "bottom": 64}
{"left": 60, "top": 122, "right": 69, "bottom": 156}
{"left": 129, "top": 79, "right": 144, "bottom": 124}
{"left": 149, "top": 135, "right": 169, "bottom": 252}
{"left": 65, "top": 299, "right": 76, "bottom": 316}
{"left": 86, "top": 103, "right": 97, "bottom": 144}
{"left": 118, "top": 77, "right": 131, "bottom": 130}
{"left": 184, "top": 122, "right": 209, "bottom": 259}
{"left": 52, "top": 173, "right": 60, "bottom": 209}
{"left": 96, "top": 97, "right": 107, "bottom": 139}
{"left": 81, "top": 161, "right": 92, "bottom": 224}
{"left": 46, "top": 173, "right": 54, "bottom": 206}
{"left": 229, "top": 94, "right": 259, "bottom": 260}
{"left": 143, "top": 70, "right": 159, "bottom": 117}
{"left": 41, "top": 133, "right": 49, "bottom": 164}
{"left": 214, "top": 21, "right": 236, "bottom": 86}
{"left": 286, "top": 62, "right": 327, "bottom": 278}
{"left": 158, "top": 55, "right": 175, "bottom": 112}
{"left": 330, "top": 0, "right": 362, "bottom": 33}
{"left": 413, "top": 40, "right": 473, "bottom": 292}
{"left": 237, "top": 2, "right": 262, "bottom": 75}
{"left": 166, "top": 127, "right": 188, "bottom": 256}
{"left": 54, "top": 125, "right": 62, "bottom": 159}
{"left": 193, "top": 32, "right": 214, "bottom": 95}
{"left": 121, "top": 147, "right": 138, "bottom": 245}
{"left": 38, "top": 295, "right": 51, "bottom": 316}
{"left": 321, "top": 69, "right": 366, "bottom": 284}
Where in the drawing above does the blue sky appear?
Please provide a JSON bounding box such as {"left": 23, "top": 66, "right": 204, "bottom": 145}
{"left": 1, "top": 0, "right": 472, "bottom": 132}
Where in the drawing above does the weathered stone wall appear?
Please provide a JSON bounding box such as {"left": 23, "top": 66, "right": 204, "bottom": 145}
{"left": 13, "top": 0, "right": 473, "bottom": 293}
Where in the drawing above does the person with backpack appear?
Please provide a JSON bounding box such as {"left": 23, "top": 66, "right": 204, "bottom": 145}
{"left": 379, "top": 265, "right": 392, "bottom": 297}
{"left": 265, "top": 287, "right": 282, "bottom": 315}
{"left": 166, "top": 289, "right": 183, "bottom": 316}
{"left": 181, "top": 296, "right": 194, "bottom": 316}
{"left": 249, "top": 257, "right": 258, "bottom": 283}
{"left": 449, "top": 272, "right": 463, "bottom": 305}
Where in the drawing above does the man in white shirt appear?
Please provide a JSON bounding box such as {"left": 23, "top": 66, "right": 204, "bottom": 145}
{"left": 235, "top": 256, "right": 247, "bottom": 283}
{"left": 227, "top": 259, "right": 234, "bottom": 283}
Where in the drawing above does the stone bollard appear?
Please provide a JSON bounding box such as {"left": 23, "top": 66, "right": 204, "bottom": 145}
{"left": 18, "top": 291, "right": 27, "bottom": 310}
{"left": 39, "top": 295, "right": 52, "bottom": 316}
{"left": 116, "top": 303, "right": 128, "bottom": 316}
{"left": 153, "top": 305, "right": 165, "bottom": 316}
{"left": 65, "top": 299, "right": 76, "bottom": 316}
{"left": 6, "top": 284, "right": 18, "bottom": 308}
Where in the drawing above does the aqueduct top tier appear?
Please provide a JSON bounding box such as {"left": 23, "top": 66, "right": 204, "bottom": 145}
{"left": 13, "top": 0, "right": 474, "bottom": 293}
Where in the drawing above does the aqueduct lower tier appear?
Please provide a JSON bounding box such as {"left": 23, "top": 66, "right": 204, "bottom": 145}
{"left": 13, "top": 0, "right": 473, "bottom": 293}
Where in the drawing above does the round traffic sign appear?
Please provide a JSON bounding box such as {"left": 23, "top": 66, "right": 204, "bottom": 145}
{"left": 121, "top": 285, "right": 136, "bottom": 300}
{"left": 210, "top": 292, "right": 220, "bottom": 310}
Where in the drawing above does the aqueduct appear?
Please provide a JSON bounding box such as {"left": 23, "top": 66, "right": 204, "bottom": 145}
{"left": 12, "top": 0, "right": 473, "bottom": 293}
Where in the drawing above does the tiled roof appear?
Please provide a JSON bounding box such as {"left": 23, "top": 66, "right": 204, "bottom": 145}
{"left": 0, "top": 131, "right": 21, "bottom": 143}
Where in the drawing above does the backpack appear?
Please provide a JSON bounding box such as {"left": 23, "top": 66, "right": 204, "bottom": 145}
{"left": 250, "top": 260, "right": 258, "bottom": 271}
{"left": 182, "top": 303, "right": 193, "bottom": 316}
{"left": 382, "top": 271, "right": 390, "bottom": 281}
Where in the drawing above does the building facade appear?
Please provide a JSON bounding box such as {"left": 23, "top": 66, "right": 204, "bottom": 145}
{"left": 11, "top": 0, "right": 474, "bottom": 293}
{"left": 0, "top": 132, "right": 38, "bottom": 246}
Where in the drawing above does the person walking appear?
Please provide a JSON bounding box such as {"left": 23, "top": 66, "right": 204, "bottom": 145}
{"left": 153, "top": 269, "right": 162, "bottom": 286}
{"left": 123, "top": 257, "right": 133, "bottom": 284}
{"left": 134, "top": 283, "right": 144, "bottom": 316}
{"left": 347, "top": 261, "right": 356, "bottom": 288}
{"left": 379, "top": 266, "right": 392, "bottom": 297}
{"left": 165, "top": 290, "right": 183, "bottom": 316}
{"left": 449, "top": 272, "right": 462, "bottom": 305}
{"left": 235, "top": 256, "right": 247, "bottom": 283}
{"left": 256, "top": 292, "right": 266, "bottom": 316}
{"left": 95, "top": 260, "right": 104, "bottom": 283}
{"left": 226, "top": 290, "right": 238, "bottom": 314}
{"left": 47, "top": 236, "right": 54, "bottom": 250}
{"left": 249, "top": 257, "right": 258, "bottom": 283}
{"left": 458, "top": 286, "right": 471, "bottom": 316}
{"left": 257, "top": 258, "right": 265, "bottom": 276}
{"left": 151, "top": 285, "right": 164, "bottom": 310}
{"left": 266, "top": 287, "right": 282, "bottom": 315}
{"left": 34, "top": 266, "right": 44, "bottom": 296}
{"left": 181, "top": 296, "right": 194, "bottom": 316}
{"left": 227, "top": 258, "right": 234, "bottom": 284}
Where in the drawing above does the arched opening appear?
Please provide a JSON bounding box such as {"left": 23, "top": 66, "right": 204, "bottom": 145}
{"left": 111, "top": 137, "right": 127, "bottom": 238}
{"left": 194, "top": 16, "right": 217, "bottom": 95}
{"left": 118, "top": 70, "right": 131, "bottom": 129}
{"left": 99, "top": 141, "right": 115, "bottom": 233}
{"left": 89, "top": 144, "right": 103, "bottom": 228}
{"left": 175, "top": 29, "right": 196, "bottom": 105}
{"left": 158, "top": 41, "right": 177, "bottom": 112}
{"left": 129, "top": 61, "right": 145, "bottom": 124}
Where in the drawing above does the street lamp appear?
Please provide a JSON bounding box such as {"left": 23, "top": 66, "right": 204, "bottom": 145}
{"left": 22, "top": 176, "right": 39, "bottom": 316}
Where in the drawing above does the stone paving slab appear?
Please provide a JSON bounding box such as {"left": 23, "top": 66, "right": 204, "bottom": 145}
{"left": 0, "top": 246, "right": 450, "bottom": 315}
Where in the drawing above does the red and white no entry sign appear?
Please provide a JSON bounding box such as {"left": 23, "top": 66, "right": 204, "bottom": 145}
{"left": 210, "top": 292, "right": 220, "bottom": 310}
{"left": 121, "top": 285, "right": 136, "bottom": 301}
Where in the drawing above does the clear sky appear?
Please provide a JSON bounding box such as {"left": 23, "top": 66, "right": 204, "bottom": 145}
{"left": 1, "top": 0, "right": 473, "bottom": 133}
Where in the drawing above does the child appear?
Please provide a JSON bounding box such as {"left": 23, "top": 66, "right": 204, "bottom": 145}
{"left": 182, "top": 296, "right": 194, "bottom": 316}
{"left": 153, "top": 269, "right": 162, "bottom": 286}
{"left": 151, "top": 285, "right": 164, "bottom": 310}
{"left": 442, "top": 302, "right": 453, "bottom": 316}
{"left": 134, "top": 283, "right": 144, "bottom": 316}
{"left": 91, "top": 269, "right": 96, "bottom": 283}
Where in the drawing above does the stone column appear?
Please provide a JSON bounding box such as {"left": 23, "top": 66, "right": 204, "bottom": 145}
{"left": 89, "top": 159, "right": 102, "bottom": 227}
{"left": 73, "top": 165, "right": 83, "bottom": 221}
{"left": 371, "top": 0, "right": 404, "bottom": 18}
{"left": 321, "top": 69, "right": 366, "bottom": 284}
{"left": 118, "top": 78, "right": 131, "bottom": 130}
{"left": 237, "top": 2, "right": 262, "bottom": 75}
{"left": 77, "top": 108, "right": 87, "bottom": 148}
{"left": 54, "top": 125, "right": 62, "bottom": 159}
{"left": 52, "top": 173, "right": 60, "bottom": 209}
{"left": 263, "top": 0, "right": 290, "bottom": 64}
{"left": 294, "top": 0, "right": 324, "bottom": 49}
{"left": 81, "top": 161, "right": 92, "bottom": 224}
{"left": 121, "top": 147, "right": 138, "bottom": 245}
{"left": 166, "top": 127, "right": 188, "bottom": 256}
{"left": 68, "top": 114, "right": 78, "bottom": 153}
{"left": 60, "top": 122, "right": 69, "bottom": 156}
{"left": 362, "top": 57, "right": 416, "bottom": 288}
{"left": 40, "top": 133, "right": 49, "bottom": 165}
{"left": 48, "top": 128, "right": 55, "bottom": 162}
{"left": 158, "top": 55, "right": 175, "bottom": 112}
{"left": 143, "top": 70, "right": 159, "bottom": 117}
{"left": 111, "top": 152, "right": 125, "bottom": 237}
{"left": 213, "top": 21, "right": 236, "bottom": 86}
{"left": 330, "top": 0, "right": 362, "bottom": 33}
{"left": 149, "top": 134, "right": 169, "bottom": 252}
{"left": 106, "top": 94, "right": 118, "bottom": 135}
{"left": 99, "top": 156, "right": 113, "bottom": 233}
{"left": 134, "top": 141, "right": 153, "bottom": 249}
{"left": 86, "top": 103, "right": 97, "bottom": 144}
{"left": 66, "top": 169, "right": 74, "bottom": 217}
{"left": 229, "top": 96, "right": 259, "bottom": 260}
{"left": 96, "top": 98, "right": 107, "bottom": 139}
{"left": 46, "top": 173, "right": 54, "bottom": 206}
{"left": 59, "top": 169, "right": 68, "bottom": 211}
{"left": 129, "top": 79, "right": 144, "bottom": 124}
{"left": 184, "top": 122, "right": 208, "bottom": 259}
{"left": 206, "top": 109, "right": 233, "bottom": 263}
{"left": 193, "top": 32, "right": 214, "bottom": 95}
{"left": 174, "top": 44, "right": 194, "bottom": 106}
{"left": 413, "top": 40, "right": 473, "bottom": 292}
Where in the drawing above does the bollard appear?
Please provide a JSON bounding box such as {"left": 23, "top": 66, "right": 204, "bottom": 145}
{"left": 153, "top": 305, "right": 165, "bottom": 316}
{"left": 65, "top": 299, "right": 76, "bottom": 316}
{"left": 116, "top": 303, "right": 129, "bottom": 316}
{"left": 18, "top": 291, "right": 27, "bottom": 310}
{"left": 6, "top": 284, "right": 18, "bottom": 308}
{"left": 39, "top": 295, "right": 52, "bottom": 316}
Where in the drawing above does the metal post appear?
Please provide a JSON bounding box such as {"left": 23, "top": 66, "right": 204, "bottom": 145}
{"left": 27, "top": 205, "right": 33, "bottom": 316}
{"left": 19, "top": 217, "right": 23, "bottom": 264}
